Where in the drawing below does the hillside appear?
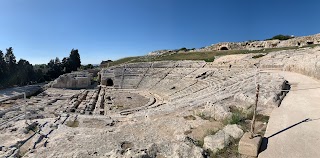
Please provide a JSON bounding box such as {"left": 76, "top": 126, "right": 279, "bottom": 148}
{"left": 101, "top": 34, "right": 320, "bottom": 67}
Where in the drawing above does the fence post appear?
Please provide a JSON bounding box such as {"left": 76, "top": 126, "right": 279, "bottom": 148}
{"left": 250, "top": 84, "right": 260, "bottom": 138}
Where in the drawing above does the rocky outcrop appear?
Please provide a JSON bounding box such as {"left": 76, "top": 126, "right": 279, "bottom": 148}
{"left": 51, "top": 72, "right": 92, "bottom": 89}
{"left": 190, "top": 33, "right": 320, "bottom": 52}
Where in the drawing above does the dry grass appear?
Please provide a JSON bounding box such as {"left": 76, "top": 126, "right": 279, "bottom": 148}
{"left": 100, "top": 45, "right": 318, "bottom": 68}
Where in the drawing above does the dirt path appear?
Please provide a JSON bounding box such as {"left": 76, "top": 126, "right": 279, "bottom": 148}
{"left": 259, "top": 71, "right": 320, "bottom": 158}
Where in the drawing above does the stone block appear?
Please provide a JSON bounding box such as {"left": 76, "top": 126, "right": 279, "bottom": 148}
{"left": 238, "top": 132, "right": 262, "bottom": 157}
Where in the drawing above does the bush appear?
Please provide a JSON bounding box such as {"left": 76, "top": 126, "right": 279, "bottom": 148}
{"left": 252, "top": 54, "right": 265, "bottom": 59}
{"left": 224, "top": 107, "right": 254, "bottom": 125}
{"left": 204, "top": 56, "right": 215, "bottom": 62}
{"left": 267, "top": 34, "right": 294, "bottom": 41}
{"left": 178, "top": 47, "right": 188, "bottom": 51}
{"left": 229, "top": 112, "right": 242, "bottom": 124}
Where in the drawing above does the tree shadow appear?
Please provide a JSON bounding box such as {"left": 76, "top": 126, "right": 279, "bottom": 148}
{"left": 259, "top": 118, "right": 314, "bottom": 153}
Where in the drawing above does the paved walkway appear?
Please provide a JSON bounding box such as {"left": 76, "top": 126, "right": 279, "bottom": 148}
{"left": 259, "top": 71, "right": 320, "bottom": 158}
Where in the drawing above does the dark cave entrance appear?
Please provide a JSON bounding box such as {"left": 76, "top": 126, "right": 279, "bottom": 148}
{"left": 220, "top": 46, "right": 229, "bottom": 50}
{"left": 307, "top": 41, "right": 314, "bottom": 45}
{"left": 106, "top": 78, "right": 114, "bottom": 86}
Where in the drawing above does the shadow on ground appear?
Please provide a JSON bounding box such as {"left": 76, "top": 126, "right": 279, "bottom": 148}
{"left": 259, "top": 118, "right": 318, "bottom": 154}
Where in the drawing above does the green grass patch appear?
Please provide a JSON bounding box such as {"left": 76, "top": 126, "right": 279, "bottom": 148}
{"left": 229, "top": 112, "right": 242, "bottom": 125}
{"left": 223, "top": 107, "right": 253, "bottom": 125}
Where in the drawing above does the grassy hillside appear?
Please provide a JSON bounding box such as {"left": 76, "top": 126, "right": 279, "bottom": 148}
{"left": 101, "top": 44, "right": 320, "bottom": 68}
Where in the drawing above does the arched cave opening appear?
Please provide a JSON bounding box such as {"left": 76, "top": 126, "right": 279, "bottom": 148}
{"left": 220, "top": 46, "right": 229, "bottom": 50}
{"left": 106, "top": 78, "right": 114, "bottom": 86}
{"left": 307, "top": 41, "right": 314, "bottom": 45}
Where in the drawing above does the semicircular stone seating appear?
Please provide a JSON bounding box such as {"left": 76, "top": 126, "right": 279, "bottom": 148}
{"left": 98, "top": 60, "right": 286, "bottom": 118}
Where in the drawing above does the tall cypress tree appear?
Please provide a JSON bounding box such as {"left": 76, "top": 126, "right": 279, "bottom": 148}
{"left": 4, "top": 47, "right": 16, "bottom": 74}
{"left": 69, "top": 49, "right": 81, "bottom": 71}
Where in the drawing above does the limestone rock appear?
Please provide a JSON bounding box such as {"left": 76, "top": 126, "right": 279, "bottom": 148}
{"left": 190, "top": 33, "right": 320, "bottom": 52}
{"left": 223, "top": 124, "right": 244, "bottom": 139}
{"left": 203, "top": 130, "right": 231, "bottom": 154}
{"left": 51, "top": 71, "right": 92, "bottom": 89}
{"left": 197, "top": 103, "right": 232, "bottom": 121}
{"left": 172, "top": 142, "right": 204, "bottom": 158}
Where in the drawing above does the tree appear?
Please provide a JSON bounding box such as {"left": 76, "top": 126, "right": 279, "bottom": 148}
{"left": 5, "top": 47, "right": 16, "bottom": 73}
{"left": 178, "top": 47, "right": 188, "bottom": 52}
{"left": 69, "top": 49, "right": 81, "bottom": 71}
{"left": 0, "top": 50, "right": 7, "bottom": 83}
{"left": 0, "top": 50, "right": 5, "bottom": 74}
{"left": 16, "top": 59, "right": 35, "bottom": 85}
{"left": 62, "top": 57, "right": 71, "bottom": 73}
{"left": 0, "top": 47, "right": 83, "bottom": 89}
{"left": 82, "top": 64, "right": 94, "bottom": 70}
{"left": 53, "top": 57, "right": 63, "bottom": 77}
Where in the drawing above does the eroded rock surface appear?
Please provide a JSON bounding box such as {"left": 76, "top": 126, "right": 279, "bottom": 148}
{"left": 0, "top": 57, "right": 295, "bottom": 157}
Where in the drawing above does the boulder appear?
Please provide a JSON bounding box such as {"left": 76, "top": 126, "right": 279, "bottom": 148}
{"left": 223, "top": 124, "right": 244, "bottom": 139}
{"left": 203, "top": 130, "right": 231, "bottom": 154}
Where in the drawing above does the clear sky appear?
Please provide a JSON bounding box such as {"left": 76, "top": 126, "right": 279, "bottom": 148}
{"left": 0, "top": 0, "right": 319, "bottom": 65}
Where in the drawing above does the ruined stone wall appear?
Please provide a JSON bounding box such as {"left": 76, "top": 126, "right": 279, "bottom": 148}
{"left": 191, "top": 33, "right": 320, "bottom": 52}
{"left": 51, "top": 72, "right": 92, "bottom": 89}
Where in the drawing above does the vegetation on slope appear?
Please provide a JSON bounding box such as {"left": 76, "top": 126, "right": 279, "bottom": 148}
{"left": 266, "top": 34, "right": 294, "bottom": 40}
{"left": 102, "top": 45, "right": 320, "bottom": 68}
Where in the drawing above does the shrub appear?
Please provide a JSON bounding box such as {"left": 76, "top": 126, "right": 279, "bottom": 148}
{"left": 252, "top": 54, "right": 265, "bottom": 59}
{"left": 178, "top": 47, "right": 188, "bottom": 51}
{"left": 229, "top": 112, "right": 242, "bottom": 124}
{"left": 267, "top": 34, "right": 294, "bottom": 41}
{"left": 204, "top": 56, "right": 215, "bottom": 62}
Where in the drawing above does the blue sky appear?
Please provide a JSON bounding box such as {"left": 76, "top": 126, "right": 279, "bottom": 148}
{"left": 0, "top": 0, "right": 319, "bottom": 65}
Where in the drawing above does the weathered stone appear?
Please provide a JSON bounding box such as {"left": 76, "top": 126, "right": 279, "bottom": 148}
{"left": 223, "top": 124, "right": 244, "bottom": 139}
{"left": 5, "top": 51, "right": 319, "bottom": 158}
{"left": 238, "top": 132, "right": 262, "bottom": 157}
{"left": 203, "top": 130, "right": 231, "bottom": 154}
{"left": 51, "top": 71, "right": 92, "bottom": 89}
{"left": 190, "top": 33, "right": 320, "bottom": 52}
